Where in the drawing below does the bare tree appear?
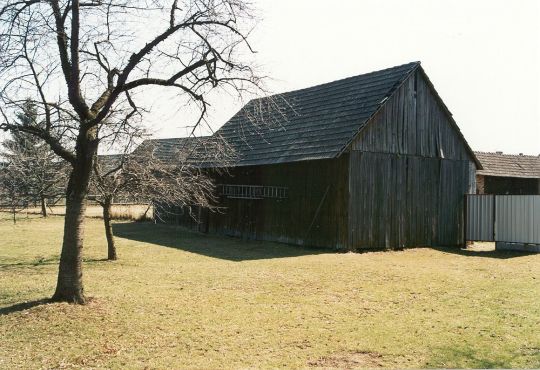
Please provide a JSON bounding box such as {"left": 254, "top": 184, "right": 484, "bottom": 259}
{"left": 2, "top": 101, "right": 67, "bottom": 217}
{"left": 0, "top": 0, "right": 262, "bottom": 303}
{"left": 0, "top": 161, "right": 30, "bottom": 223}
{"left": 91, "top": 137, "right": 229, "bottom": 261}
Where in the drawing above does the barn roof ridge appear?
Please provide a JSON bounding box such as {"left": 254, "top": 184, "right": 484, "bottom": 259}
{"left": 474, "top": 150, "right": 539, "bottom": 157}
{"left": 249, "top": 61, "right": 422, "bottom": 103}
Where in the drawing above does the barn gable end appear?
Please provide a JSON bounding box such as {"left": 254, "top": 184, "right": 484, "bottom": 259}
{"left": 350, "top": 67, "right": 478, "bottom": 164}
{"left": 347, "top": 68, "right": 477, "bottom": 249}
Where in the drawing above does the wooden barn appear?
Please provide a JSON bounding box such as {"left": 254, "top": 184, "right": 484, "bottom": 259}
{"left": 474, "top": 151, "right": 539, "bottom": 195}
{"left": 158, "top": 62, "right": 480, "bottom": 250}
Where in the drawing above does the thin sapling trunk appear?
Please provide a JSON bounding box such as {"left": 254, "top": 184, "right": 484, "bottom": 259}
{"left": 102, "top": 198, "right": 117, "bottom": 260}
{"left": 41, "top": 196, "right": 47, "bottom": 217}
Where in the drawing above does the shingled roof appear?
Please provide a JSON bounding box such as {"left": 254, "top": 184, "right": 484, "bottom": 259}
{"left": 135, "top": 137, "right": 205, "bottom": 162}
{"left": 134, "top": 136, "right": 237, "bottom": 167}
{"left": 96, "top": 154, "right": 123, "bottom": 171}
{"left": 215, "top": 62, "right": 421, "bottom": 166}
{"left": 475, "top": 152, "right": 540, "bottom": 179}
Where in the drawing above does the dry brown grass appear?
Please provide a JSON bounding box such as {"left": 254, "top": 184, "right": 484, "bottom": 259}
{"left": 0, "top": 214, "right": 539, "bottom": 369}
{"left": 21, "top": 204, "right": 153, "bottom": 220}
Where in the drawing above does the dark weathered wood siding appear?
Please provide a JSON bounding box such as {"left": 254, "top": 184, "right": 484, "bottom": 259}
{"left": 158, "top": 67, "right": 477, "bottom": 251}
{"left": 348, "top": 152, "right": 473, "bottom": 248}
{"left": 348, "top": 69, "right": 476, "bottom": 249}
{"left": 351, "top": 69, "right": 472, "bottom": 160}
{"left": 165, "top": 157, "right": 350, "bottom": 249}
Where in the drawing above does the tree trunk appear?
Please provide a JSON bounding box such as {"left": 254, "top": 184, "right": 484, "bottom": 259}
{"left": 103, "top": 199, "right": 117, "bottom": 260}
{"left": 51, "top": 181, "right": 87, "bottom": 304}
{"left": 40, "top": 196, "right": 47, "bottom": 217}
{"left": 51, "top": 130, "right": 96, "bottom": 304}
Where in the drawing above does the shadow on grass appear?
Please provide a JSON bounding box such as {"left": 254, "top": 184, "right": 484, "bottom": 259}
{"left": 431, "top": 246, "right": 537, "bottom": 259}
{"left": 113, "top": 222, "right": 335, "bottom": 261}
{"left": 427, "top": 345, "right": 522, "bottom": 368}
{"left": 0, "top": 298, "right": 51, "bottom": 316}
{"left": 0, "top": 258, "right": 110, "bottom": 270}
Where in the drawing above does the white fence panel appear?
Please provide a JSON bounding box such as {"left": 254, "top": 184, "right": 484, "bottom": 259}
{"left": 466, "top": 195, "right": 494, "bottom": 241}
{"left": 496, "top": 195, "right": 540, "bottom": 244}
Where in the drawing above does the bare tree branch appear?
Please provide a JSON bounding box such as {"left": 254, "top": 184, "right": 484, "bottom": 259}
{"left": 0, "top": 0, "right": 265, "bottom": 303}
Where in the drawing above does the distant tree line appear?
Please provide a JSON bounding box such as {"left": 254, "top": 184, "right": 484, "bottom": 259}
{"left": 0, "top": 100, "right": 67, "bottom": 221}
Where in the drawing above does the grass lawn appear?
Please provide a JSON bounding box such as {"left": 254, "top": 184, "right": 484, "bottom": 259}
{"left": 1, "top": 214, "right": 539, "bottom": 369}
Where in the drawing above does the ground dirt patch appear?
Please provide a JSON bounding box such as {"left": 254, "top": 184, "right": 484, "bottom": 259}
{"left": 309, "top": 351, "right": 386, "bottom": 368}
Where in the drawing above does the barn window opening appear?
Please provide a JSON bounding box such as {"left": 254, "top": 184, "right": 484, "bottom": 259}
{"left": 219, "top": 184, "right": 288, "bottom": 199}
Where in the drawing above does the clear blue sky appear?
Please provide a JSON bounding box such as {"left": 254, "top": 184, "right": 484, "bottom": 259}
{"left": 149, "top": 0, "right": 540, "bottom": 154}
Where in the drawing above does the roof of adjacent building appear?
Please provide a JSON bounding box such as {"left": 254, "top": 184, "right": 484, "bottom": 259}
{"left": 95, "top": 154, "right": 124, "bottom": 173}
{"left": 214, "top": 62, "right": 421, "bottom": 166}
{"left": 475, "top": 151, "right": 540, "bottom": 179}
{"left": 134, "top": 136, "right": 237, "bottom": 167}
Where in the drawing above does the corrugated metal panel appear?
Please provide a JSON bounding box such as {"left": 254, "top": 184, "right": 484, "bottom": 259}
{"left": 466, "top": 195, "right": 494, "bottom": 241}
{"left": 496, "top": 195, "right": 540, "bottom": 244}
